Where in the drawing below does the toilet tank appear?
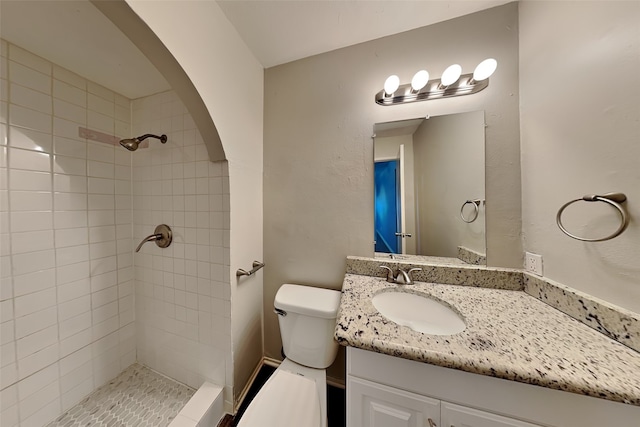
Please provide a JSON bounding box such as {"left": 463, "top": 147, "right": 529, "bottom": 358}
{"left": 274, "top": 284, "right": 341, "bottom": 369}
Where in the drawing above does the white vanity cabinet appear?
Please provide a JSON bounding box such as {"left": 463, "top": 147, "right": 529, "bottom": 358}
{"left": 349, "top": 376, "right": 440, "bottom": 427}
{"left": 346, "top": 347, "right": 640, "bottom": 427}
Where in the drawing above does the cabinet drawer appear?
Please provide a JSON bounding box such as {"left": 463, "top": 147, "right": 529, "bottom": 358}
{"left": 348, "top": 376, "right": 440, "bottom": 427}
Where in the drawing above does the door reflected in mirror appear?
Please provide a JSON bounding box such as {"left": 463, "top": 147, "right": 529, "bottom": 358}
{"left": 374, "top": 111, "right": 486, "bottom": 265}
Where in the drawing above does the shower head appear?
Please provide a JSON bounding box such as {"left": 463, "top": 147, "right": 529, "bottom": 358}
{"left": 119, "top": 134, "right": 167, "bottom": 151}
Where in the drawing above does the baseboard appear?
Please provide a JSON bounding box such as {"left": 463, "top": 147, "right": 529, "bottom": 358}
{"left": 233, "top": 358, "right": 265, "bottom": 414}
{"left": 263, "top": 356, "right": 345, "bottom": 389}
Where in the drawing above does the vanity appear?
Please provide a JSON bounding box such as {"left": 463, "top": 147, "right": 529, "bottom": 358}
{"left": 335, "top": 260, "right": 640, "bottom": 427}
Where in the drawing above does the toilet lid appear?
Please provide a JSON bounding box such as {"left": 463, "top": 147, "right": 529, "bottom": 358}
{"left": 237, "top": 369, "right": 321, "bottom": 427}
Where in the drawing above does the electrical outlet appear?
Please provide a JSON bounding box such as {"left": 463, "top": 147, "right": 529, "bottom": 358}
{"left": 525, "top": 252, "right": 543, "bottom": 276}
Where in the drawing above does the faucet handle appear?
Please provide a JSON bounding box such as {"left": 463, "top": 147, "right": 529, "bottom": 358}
{"left": 407, "top": 268, "right": 422, "bottom": 282}
{"left": 379, "top": 266, "right": 395, "bottom": 283}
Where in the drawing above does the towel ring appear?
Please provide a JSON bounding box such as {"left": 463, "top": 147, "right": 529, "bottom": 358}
{"left": 556, "top": 193, "right": 629, "bottom": 242}
{"left": 460, "top": 199, "right": 484, "bottom": 223}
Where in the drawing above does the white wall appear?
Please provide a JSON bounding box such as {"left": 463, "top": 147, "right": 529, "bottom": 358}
{"left": 130, "top": 91, "right": 232, "bottom": 404}
{"left": 125, "top": 0, "right": 265, "bottom": 407}
{"left": 0, "top": 40, "right": 134, "bottom": 427}
{"left": 413, "top": 112, "right": 485, "bottom": 258}
{"left": 519, "top": 1, "right": 640, "bottom": 314}
{"left": 264, "top": 3, "right": 520, "bottom": 380}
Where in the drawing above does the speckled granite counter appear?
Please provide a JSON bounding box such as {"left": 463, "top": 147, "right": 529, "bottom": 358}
{"left": 335, "top": 273, "right": 640, "bottom": 406}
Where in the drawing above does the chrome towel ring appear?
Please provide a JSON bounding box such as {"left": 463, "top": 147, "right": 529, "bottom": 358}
{"left": 460, "top": 199, "right": 484, "bottom": 223}
{"left": 556, "top": 193, "right": 629, "bottom": 242}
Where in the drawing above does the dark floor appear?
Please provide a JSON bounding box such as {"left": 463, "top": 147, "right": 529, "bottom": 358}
{"left": 221, "top": 364, "right": 345, "bottom": 427}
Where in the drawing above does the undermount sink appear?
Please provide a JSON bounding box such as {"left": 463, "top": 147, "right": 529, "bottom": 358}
{"left": 372, "top": 291, "right": 466, "bottom": 335}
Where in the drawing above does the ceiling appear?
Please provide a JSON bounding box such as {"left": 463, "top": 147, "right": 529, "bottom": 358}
{"left": 0, "top": 0, "right": 509, "bottom": 99}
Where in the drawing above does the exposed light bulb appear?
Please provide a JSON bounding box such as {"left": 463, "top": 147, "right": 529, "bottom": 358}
{"left": 441, "top": 64, "right": 462, "bottom": 86}
{"left": 473, "top": 58, "right": 497, "bottom": 81}
{"left": 384, "top": 75, "right": 400, "bottom": 96}
{"left": 411, "top": 70, "right": 429, "bottom": 92}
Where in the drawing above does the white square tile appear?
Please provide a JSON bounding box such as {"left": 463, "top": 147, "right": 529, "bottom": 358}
{"left": 54, "top": 99, "right": 86, "bottom": 124}
{"left": 59, "top": 311, "right": 91, "bottom": 340}
{"left": 15, "top": 306, "right": 57, "bottom": 339}
{"left": 59, "top": 328, "right": 92, "bottom": 358}
{"left": 9, "top": 190, "right": 52, "bottom": 211}
{"left": 54, "top": 192, "right": 87, "bottom": 211}
{"left": 10, "top": 84, "right": 52, "bottom": 114}
{"left": 12, "top": 269, "right": 55, "bottom": 298}
{"left": 88, "top": 194, "right": 114, "bottom": 210}
{"left": 9, "top": 170, "right": 50, "bottom": 191}
{"left": 53, "top": 117, "right": 83, "bottom": 141}
{"left": 8, "top": 45, "right": 50, "bottom": 76}
{"left": 54, "top": 211, "right": 88, "bottom": 229}
{"left": 10, "top": 230, "right": 54, "bottom": 254}
{"left": 88, "top": 210, "right": 114, "bottom": 227}
{"left": 58, "top": 295, "right": 90, "bottom": 322}
{"left": 54, "top": 173, "right": 87, "bottom": 193}
{"left": 56, "top": 260, "right": 89, "bottom": 285}
{"left": 53, "top": 155, "right": 86, "bottom": 176}
{"left": 59, "top": 346, "right": 92, "bottom": 377}
{"left": 88, "top": 111, "right": 114, "bottom": 134}
{"left": 89, "top": 225, "right": 115, "bottom": 243}
{"left": 57, "top": 278, "right": 90, "bottom": 303}
{"left": 60, "top": 361, "right": 92, "bottom": 396}
{"left": 8, "top": 62, "right": 50, "bottom": 95}
{"left": 88, "top": 177, "right": 114, "bottom": 194}
{"left": 90, "top": 270, "right": 117, "bottom": 293}
{"left": 56, "top": 244, "right": 89, "bottom": 266}
{"left": 8, "top": 126, "right": 53, "bottom": 153}
{"left": 16, "top": 324, "right": 57, "bottom": 360}
{"left": 87, "top": 81, "right": 114, "bottom": 102}
{"left": 87, "top": 160, "right": 114, "bottom": 179}
{"left": 54, "top": 136, "right": 86, "bottom": 159}
{"left": 10, "top": 211, "right": 52, "bottom": 233}
{"left": 17, "top": 343, "right": 58, "bottom": 380}
{"left": 88, "top": 93, "right": 114, "bottom": 117}
{"left": 54, "top": 227, "right": 88, "bottom": 248}
{"left": 19, "top": 384, "right": 60, "bottom": 423}
{"left": 9, "top": 104, "right": 51, "bottom": 134}
{"left": 61, "top": 374, "right": 93, "bottom": 411}
{"left": 53, "top": 66, "right": 86, "bottom": 91}
{"left": 53, "top": 79, "right": 86, "bottom": 107}
{"left": 8, "top": 147, "right": 50, "bottom": 172}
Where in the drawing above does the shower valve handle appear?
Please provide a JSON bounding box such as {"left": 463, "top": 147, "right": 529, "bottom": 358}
{"left": 135, "top": 224, "right": 173, "bottom": 252}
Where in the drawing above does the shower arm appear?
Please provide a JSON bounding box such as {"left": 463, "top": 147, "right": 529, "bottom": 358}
{"left": 137, "top": 134, "right": 168, "bottom": 143}
{"left": 135, "top": 233, "right": 163, "bottom": 252}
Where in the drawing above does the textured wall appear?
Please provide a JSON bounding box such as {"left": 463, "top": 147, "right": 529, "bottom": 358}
{"left": 264, "top": 3, "right": 521, "bottom": 381}
{"left": 519, "top": 1, "right": 640, "bottom": 313}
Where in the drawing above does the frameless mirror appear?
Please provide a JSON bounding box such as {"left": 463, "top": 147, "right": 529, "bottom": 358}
{"left": 373, "top": 111, "right": 486, "bottom": 264}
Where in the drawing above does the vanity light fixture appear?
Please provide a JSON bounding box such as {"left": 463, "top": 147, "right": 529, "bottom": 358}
{"left": 375, "top": 58, "right": 497, "bottom": 106}
{"left": 383, "top": 75, "right": 400, "bottom": 96}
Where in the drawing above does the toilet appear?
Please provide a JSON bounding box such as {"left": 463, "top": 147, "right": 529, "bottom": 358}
{"left": 237, "top": 284, "right": 341, "bottom": 427}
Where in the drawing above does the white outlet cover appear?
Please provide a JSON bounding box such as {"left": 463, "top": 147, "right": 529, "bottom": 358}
{"left": 525, "top": 252, "right": 543, "bottom": 276}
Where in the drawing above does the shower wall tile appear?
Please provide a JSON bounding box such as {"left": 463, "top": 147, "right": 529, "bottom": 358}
{"left": 1, "top": 39, "right": 132, "bottom": 427}
{"left": 132, "top": 90, "right": 231, "bottom": 397}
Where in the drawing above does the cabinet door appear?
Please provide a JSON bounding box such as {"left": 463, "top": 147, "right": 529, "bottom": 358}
{"left": 348, "top": 376, "right": 440, "bottom": 427}
{"left": 440, "top": 402, "right": 540, "bottom": 427}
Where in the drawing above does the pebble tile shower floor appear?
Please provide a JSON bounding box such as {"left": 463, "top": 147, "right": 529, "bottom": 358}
{"left": 47, "top": 364, "right": 195, "bottom": 427}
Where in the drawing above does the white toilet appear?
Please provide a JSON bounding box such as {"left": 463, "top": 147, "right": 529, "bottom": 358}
{"left": 237, "top": 284, "right": 342, "bottom": 427}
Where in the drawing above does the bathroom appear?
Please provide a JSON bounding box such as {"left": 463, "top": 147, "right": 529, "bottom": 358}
{"left": 1, "top": 1, "right": 639, "bottom": 426}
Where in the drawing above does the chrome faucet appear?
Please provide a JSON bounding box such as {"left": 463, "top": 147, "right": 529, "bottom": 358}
{"left": 379, "top": 266, "right": 422, "bottom": 285}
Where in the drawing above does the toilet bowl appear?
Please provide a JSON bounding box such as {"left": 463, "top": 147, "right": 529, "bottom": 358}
{"left": 236, "top": 284, "right": 341, "bottom": 427}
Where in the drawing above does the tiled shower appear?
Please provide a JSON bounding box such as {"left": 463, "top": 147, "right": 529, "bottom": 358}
{"left": 0, "top": 40, "right": 231, "bottom": 426}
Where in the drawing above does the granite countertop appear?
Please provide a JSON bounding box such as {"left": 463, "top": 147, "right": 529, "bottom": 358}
{"left": 335, "top": 273, "right": 640, "bottom": 406}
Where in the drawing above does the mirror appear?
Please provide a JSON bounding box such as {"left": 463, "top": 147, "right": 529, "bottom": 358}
{"left": 373, "top": 111, "right": 486, "bottom": 265}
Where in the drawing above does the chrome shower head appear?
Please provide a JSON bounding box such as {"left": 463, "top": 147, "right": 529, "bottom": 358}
{"left": 119, "top": 134, "right": 167, "bottom": 151}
